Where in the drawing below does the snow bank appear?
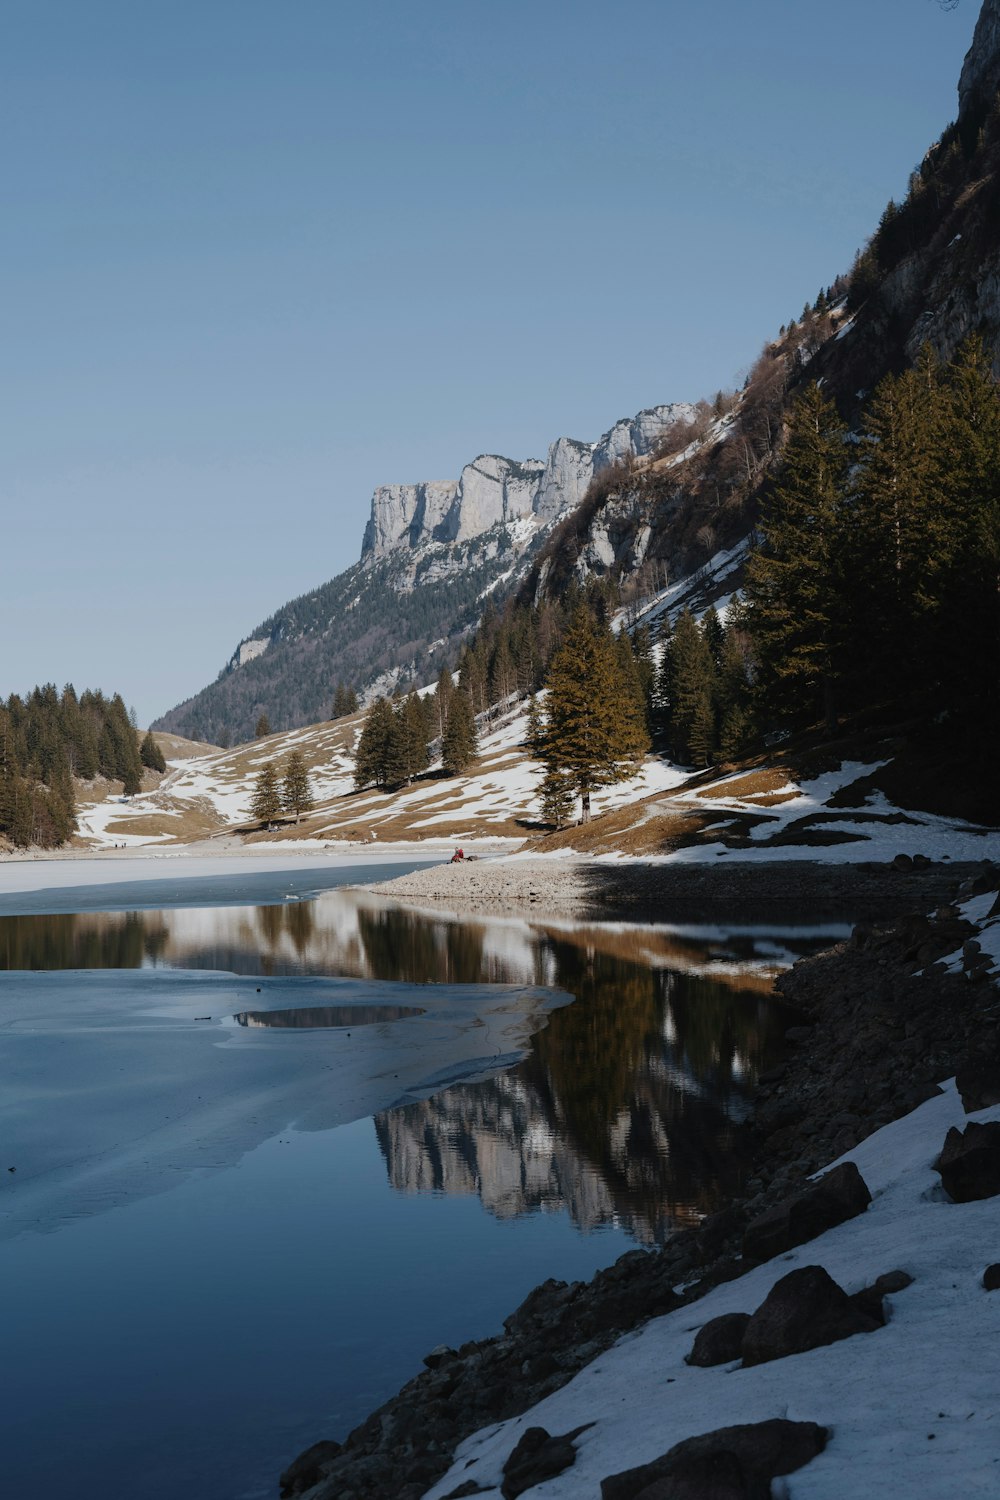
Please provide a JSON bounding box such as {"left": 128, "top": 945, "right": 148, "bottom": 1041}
{"left": 424, "top": 1083, "right": 1000, "bottom": 1498}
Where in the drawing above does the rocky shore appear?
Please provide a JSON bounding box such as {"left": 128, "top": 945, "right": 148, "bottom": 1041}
{"left": 362, "top": 855, "right": 987, "bottom": 926}
{"left": 281, "top": 859, "right": 1000, "bottom": 1500}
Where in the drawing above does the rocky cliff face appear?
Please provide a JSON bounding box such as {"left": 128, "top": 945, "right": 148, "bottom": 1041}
{"left": 960, "top": 0, "right": 1000, "bottom": 126}
{"left": 360, "top": 404, "right": 693, "bottom": 562}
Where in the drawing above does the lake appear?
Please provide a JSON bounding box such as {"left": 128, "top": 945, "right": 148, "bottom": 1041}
{"left": 0, "top": 858, "right": 846, "bottom": 1500}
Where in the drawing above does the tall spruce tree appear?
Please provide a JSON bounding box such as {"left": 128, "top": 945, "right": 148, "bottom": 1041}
{"left": 281, "top": 751, "right": 314, "bottom": 822}
{"left": 442, "top": 692, "right": 477, "bottom": 775}
{"left": 140, "top": 730, "right": 167, "bottom": 773}
{"left": 845, "top": 348, "right": 947, "bottom": 701}
{"left": 353, "top": 698, "right": 395, "bottom": 790}
{"left": 534, "top": 606, "right": 649, "bottom": 823}
{"left": 250, "top": 763, "right": 282, "bottom": 825}
{"left": 744, "top": 382, "right": 849, "bottom": 732}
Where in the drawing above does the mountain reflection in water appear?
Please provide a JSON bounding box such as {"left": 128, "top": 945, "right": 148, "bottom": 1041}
{"left": 0, "top": 888, "right": 829, "bottom": 1244}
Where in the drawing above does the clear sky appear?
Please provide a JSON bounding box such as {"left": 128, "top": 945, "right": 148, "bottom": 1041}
{"left": 1, "top": 0, "right": 982, "bottom": 725}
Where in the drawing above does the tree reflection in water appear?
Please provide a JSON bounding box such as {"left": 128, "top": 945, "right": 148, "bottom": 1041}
{"left": 373, "top": 929, "right": 789, "bottom": 1244}
{"left": 0, "top": 892, "right": 805, "bottom": 1244}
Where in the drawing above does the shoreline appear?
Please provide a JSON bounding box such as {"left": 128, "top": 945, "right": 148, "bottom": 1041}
{"left": 280, "top": 860, "right": 1000, "bottom": 1499}
{"left": 362, "top": 854, "right": 991, "bottom": 925}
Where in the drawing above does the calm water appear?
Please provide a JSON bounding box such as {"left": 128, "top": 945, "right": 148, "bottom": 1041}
{"left": 0, "top": 876, "right": 845, "bottom": 1500}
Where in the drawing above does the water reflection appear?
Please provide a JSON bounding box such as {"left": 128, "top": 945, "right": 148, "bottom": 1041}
{"left": 0, "top": 892, "right": 829, "bottom": 1242}
{"left": 376, "top": 950, "right": 783, "bottom": 1244}
{"left": 232, "top": 1004, "right": 425, "bottom": 1029}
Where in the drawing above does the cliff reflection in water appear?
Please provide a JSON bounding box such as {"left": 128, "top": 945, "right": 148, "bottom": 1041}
{"left": 1, "top": 890, "right": 814, "bottom": 1243}
{"left": 373, "top": 928, "right": 792, "bottom": 1245}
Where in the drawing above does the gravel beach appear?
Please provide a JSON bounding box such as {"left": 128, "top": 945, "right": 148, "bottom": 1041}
{"left": 363, "top": 854, "right": 987, "bottom": 924}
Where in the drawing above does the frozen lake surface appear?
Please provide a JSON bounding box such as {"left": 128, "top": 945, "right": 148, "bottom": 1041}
{"left": 0, "top": 857, "right": 840, "bottom": 1499}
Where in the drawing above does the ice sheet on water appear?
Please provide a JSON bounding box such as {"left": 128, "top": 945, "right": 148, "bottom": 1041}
{"left": 0, "top": 967, "right": 571, "bottom": 1240}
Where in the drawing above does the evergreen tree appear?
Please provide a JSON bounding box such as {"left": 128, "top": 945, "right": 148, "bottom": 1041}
{"left": 435, "top": 666, "right": 454, "bottom": 737}
{"left": 743, "top": 382, "right": 849, "bottom": 732}
{"left": 353, "top": 698, "right": 395, "bottom": 790}
{"left": 539, "top": 768, "right": 576, "bottom": 830}
{"left": 845, "top": 349, "right": 947, "bottom": 700}
{"left": 140, "top": 730, "right": 167, "bottom": 774}
{"left": 250, "top": 763, "right": 282, "bottom": 825}
{"left": 442, "top": 692, "right": 478, "bottom": 775}
{"left": 534, "top": 606, "right": 649, "bottom": 822}
{"left": 281, "top": 751, "right": 314, "bottom": 822}
{"left": 255, "top": 713, "right": 271, "bottom": 738}
{"left": 663, "top": 610, "right": 717, "bottom": 766}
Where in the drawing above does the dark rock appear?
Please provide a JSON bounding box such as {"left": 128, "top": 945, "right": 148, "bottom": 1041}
{"left": 784, "top": 1026, "right": 814, "bottom": 1042}
{"left": 279, "top": 1439, "right": 343, "bottom": 1497}
{"left": 872, "top": 1268, "right": 914, "bottom": 1295}
{"left": 982, "top": 1263, "right": 1000, "bottom": 1291}
{"left": 503, "top": 1278, "right": 569, "bottom": 1334}
{"left": 600, "top": 1419, "right": 828, "bottom": 1500}
{"left": 423, "top": 1344, "right": 457, "bottom": 1369}
{"left": 893, "top": 853, "right": 914, "bottom": 871}
{"left": 913, "top": 854, "right": 931, "bottom": 869}
{"left": 741, "top": 1264, "right": 881, "bottom": 1367}
{"left": 957, "top": 1056, "right": 1000, "bottom": 1112}
{"left": 742, "top": 1161, "right": 871, "bottom": 1263}
{"left": 935, "top": 1121, "right": 1000, "bottom": 1202}
{"left": 687, "top": 1312, "right": 751, "bottom": 1367}
{"left": 632, "top": 1450, "right": 765, "bottom": 1500}
{"left": 502, "top": 1424, "right": 592, "bottom": 1500}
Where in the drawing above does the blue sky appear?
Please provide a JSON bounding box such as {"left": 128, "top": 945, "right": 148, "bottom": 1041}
{"left": 1, "top": 0, "right": 981, "bottom": 725}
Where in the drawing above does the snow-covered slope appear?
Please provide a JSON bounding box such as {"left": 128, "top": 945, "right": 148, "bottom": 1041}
{"left": 424, "top": 1081, "right": 1000, "bottom": 1499}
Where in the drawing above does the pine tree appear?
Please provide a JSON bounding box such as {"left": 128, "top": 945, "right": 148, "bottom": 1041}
{"left": 281, "top": 751, "right": 314, "bottom": 822}
{"left": 140, "top": 730, "right": 167, "bottom": 773}
{"left": 435, "top": 666, "right": 454, "bottom": 738}
{"left": 442, "top": 692, "right": 478, "bottom": 775}
{"left": 534, "top": 606, "right": 649, "bottom": 823}
{"left": 250, "top": 763, "right": 282, "bottom": 825}
{"left": 255, "top": 713, "right": 271, "bottom": 738}
{"left": 353, "top": 698, "right": 395, "bottom": 790}
{"left": 743, "top": 382, "right": 849, "bottom": 732}
{"left": 539, "top": 769, "right": 576, "bottom": 830}
{"left": 664, "top": 611, "right": 717, "bottom": 766}
{"left": 845, "top": 349, "right": 947, "bottom": 701}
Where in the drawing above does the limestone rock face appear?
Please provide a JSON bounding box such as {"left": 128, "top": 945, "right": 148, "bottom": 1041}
{"left": 959, "top": 0, "right": 1000, "bottom": 127}
{"left": 449, "top": 455, "right": 546, "bottom": 543}
{"left": 361, "top": 479, "right": 459, "bottom": 557}
{"left": 359, "top": 402, "right": 693, "bottom": 562}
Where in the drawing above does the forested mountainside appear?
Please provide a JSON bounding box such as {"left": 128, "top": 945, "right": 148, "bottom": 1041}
{"left": 521, "top": 0, "right": 1000, "bottom": 615}
{"left": 152, "top": 404, "right": 692, "bottom": 745}
{"left": 157, "top": 0, "right": 1000, "bottom": 747}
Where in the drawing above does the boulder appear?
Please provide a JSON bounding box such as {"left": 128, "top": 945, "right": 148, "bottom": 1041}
{"left": 687, "top": 1312, "right": 751, "bottom": 1368}
{"left": 935, "top": 1121, "right": 1000, "bottom": 1202}
{"left": 742, "top": 1162, "right": 871, "bottom": 1263}
{"left": 741, "top": 1265, "right": 881, "bottom": 1368}
{"left": 982, "top": 1263, "right": 1000, "bottom": 1291}
{"left": 849, "top": 1269, "right": 912, "bottom": 1322}
{"left": 279, "top": 1440, "right": 343, "bottom": 1498}
{"left": 631, "top": 1450, "right": 766, "bottom": 1500}
{"left": 502, "top": 1423, "right": 592, "bottom": 1500}
{"left": 956, "top": 1056, "right": 1000, "bottom": 1113}
{"left": 600, "top": 1419, "right": 828, "bottom": 1500}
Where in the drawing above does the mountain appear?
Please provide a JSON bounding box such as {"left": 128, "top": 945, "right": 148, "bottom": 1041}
{"left": 157, "top": 0, "right": 1000, "bottom": 746}
{"left": 152, "top": 403, "right": 692, "bottom": 744}
{"left": 522, "top": 0, "right": 1000, "bottom": 615}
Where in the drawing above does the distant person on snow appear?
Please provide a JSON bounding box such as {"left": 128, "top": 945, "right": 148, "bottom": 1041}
{"left": 450, "top": 848, "right": 465, "bottom": 863}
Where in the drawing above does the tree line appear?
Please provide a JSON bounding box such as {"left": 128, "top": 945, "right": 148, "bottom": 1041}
{"left": 0, "top": 685, "right": 165, "bottom": 849}
{"left": 743, "top": 340, "right": 1000, "bottom": 743}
